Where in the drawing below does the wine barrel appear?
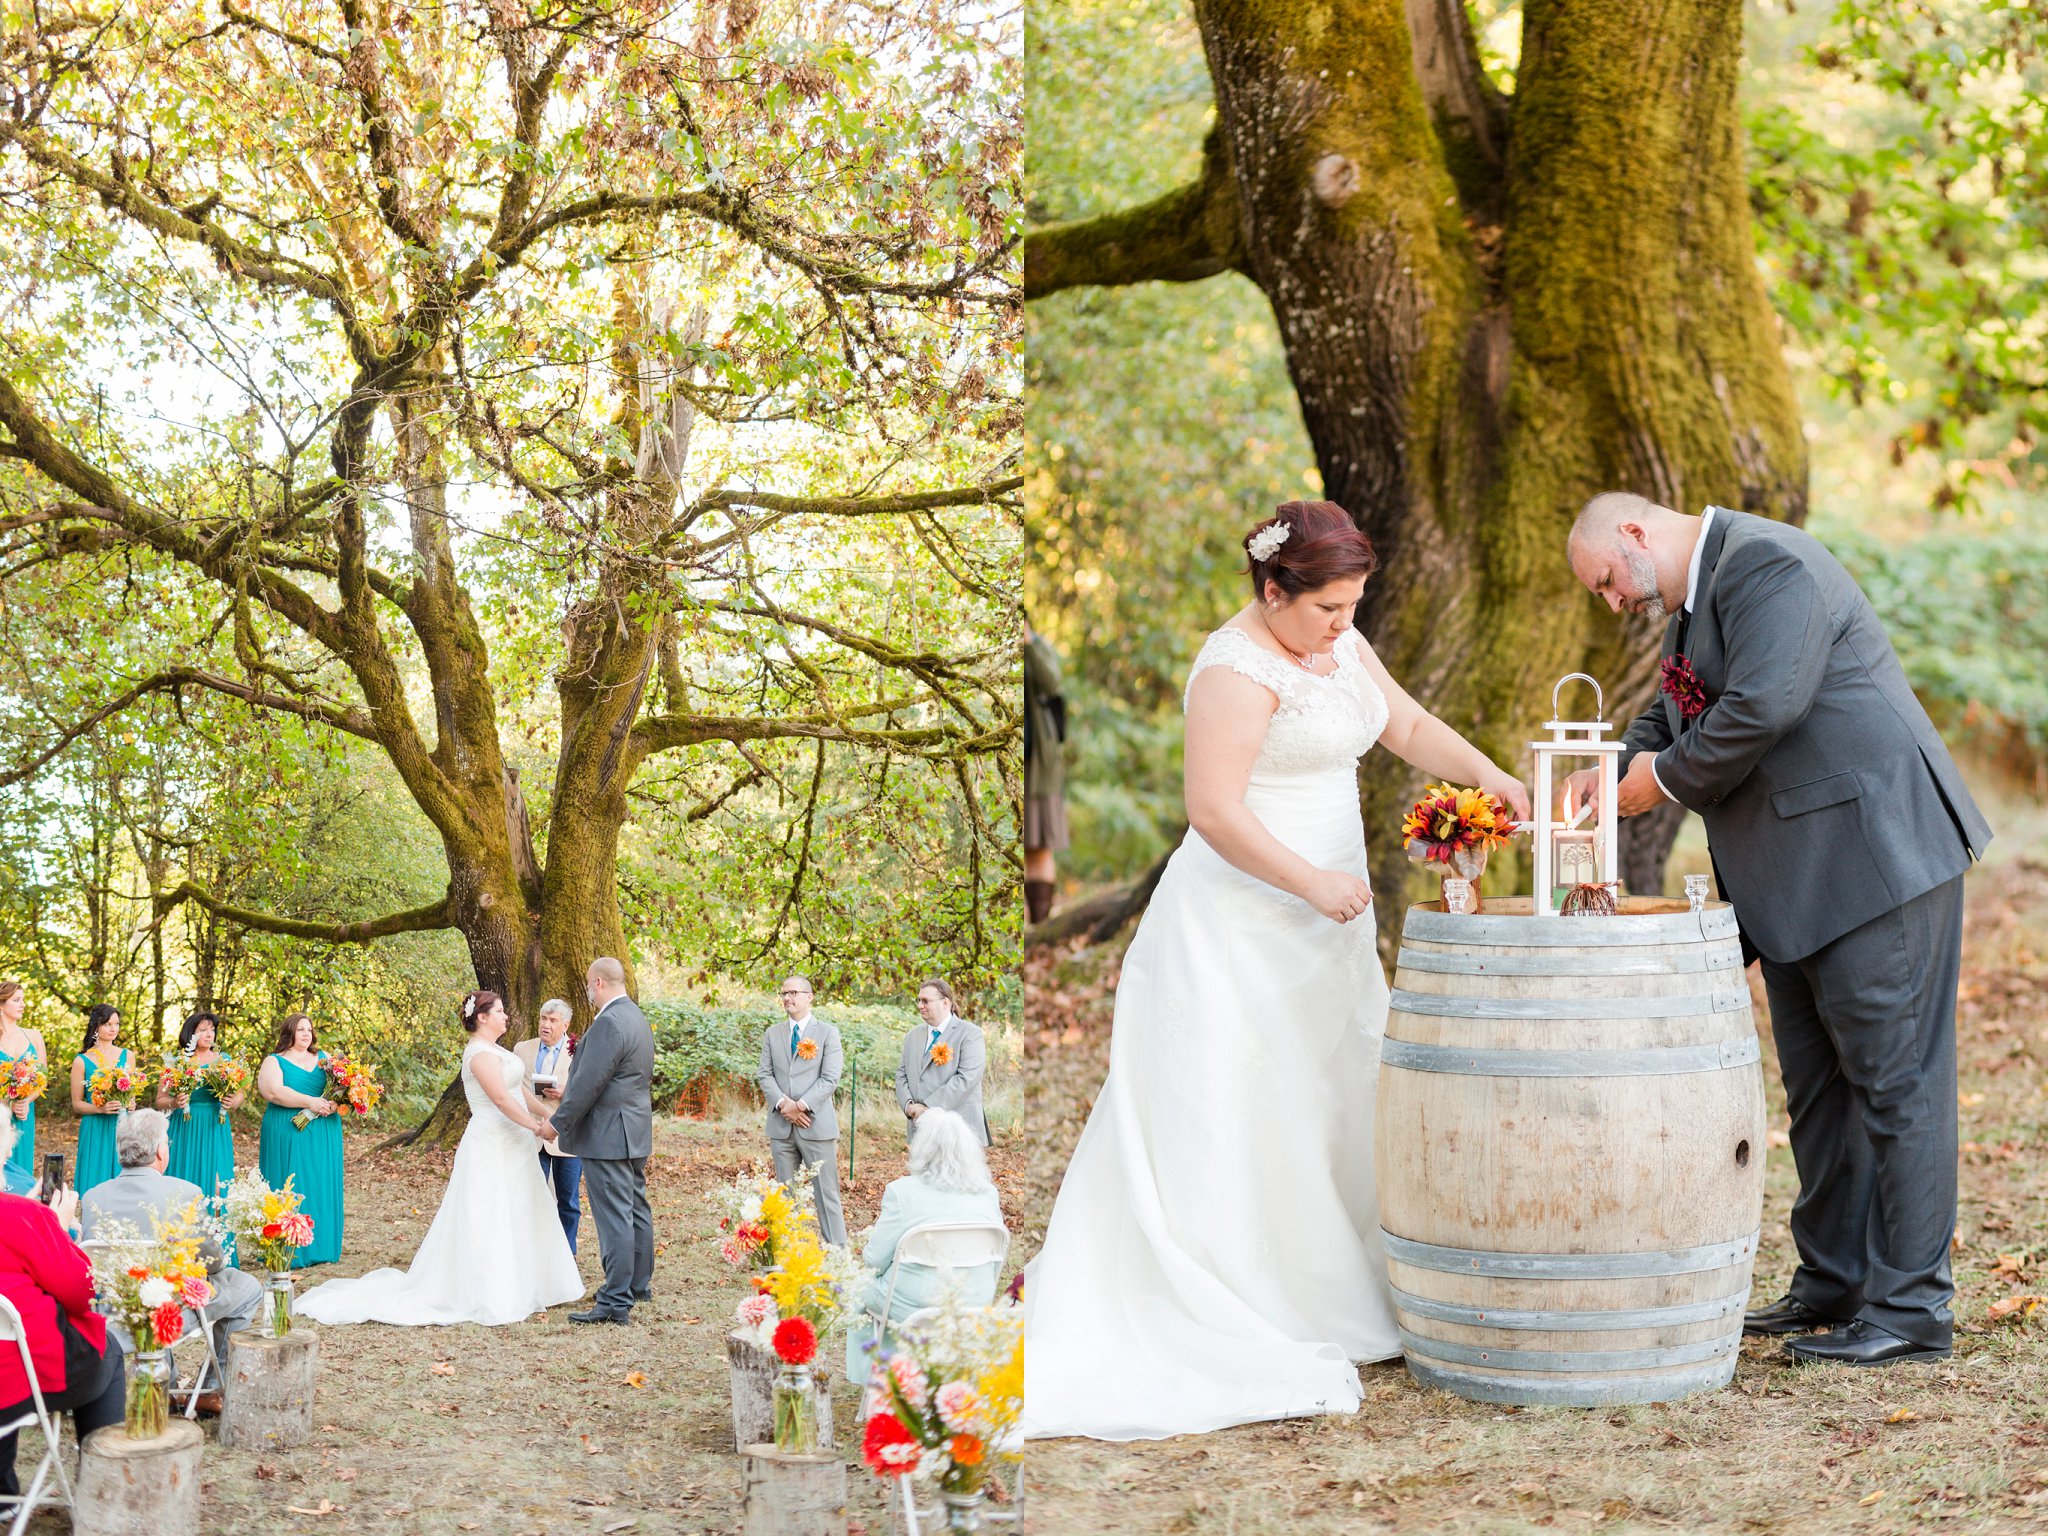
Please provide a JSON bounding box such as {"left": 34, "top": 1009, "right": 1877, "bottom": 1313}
{"left": 1375, "top": 895, "right": 1765, "bottom": 1406}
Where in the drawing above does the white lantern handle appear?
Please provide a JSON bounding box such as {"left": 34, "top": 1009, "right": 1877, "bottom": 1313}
{"left": 1552, "top": 673, "right": 1604, "bottom": 721}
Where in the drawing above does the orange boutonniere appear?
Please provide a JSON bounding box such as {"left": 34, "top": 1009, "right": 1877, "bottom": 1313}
{"left": 795, "top": 1038, "right": 819, "bottom": 1061}
{"left": 930, "top": 1042, "right": 953, "bottom": 1066}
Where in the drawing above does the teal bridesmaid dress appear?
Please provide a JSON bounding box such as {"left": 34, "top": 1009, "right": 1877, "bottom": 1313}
{"left": 257, "top": 1054, "right": 343, "bottom": 1267}
{"left": 166, "top": 1056, "right": 238, "bottom": 1197}
{"left": 0, "top": 1040, "right": 39, "bottom": 1193}
{"left": 75, "top": 1049, "right": 131, "bottom": 1194}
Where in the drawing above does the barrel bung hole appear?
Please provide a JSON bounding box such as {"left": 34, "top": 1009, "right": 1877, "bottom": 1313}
{"left": 1735, "top": 1139, "right": 1751, "bottom": 1168}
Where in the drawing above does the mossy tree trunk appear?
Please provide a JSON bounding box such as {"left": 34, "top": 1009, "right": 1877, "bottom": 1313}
{"left": 1028, "top": 0, "right": 1807, "bottom": 927}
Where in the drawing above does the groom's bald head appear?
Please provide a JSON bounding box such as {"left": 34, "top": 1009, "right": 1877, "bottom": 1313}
{"left": 1567, "top": 491, "right": 1691, "bottom": 621}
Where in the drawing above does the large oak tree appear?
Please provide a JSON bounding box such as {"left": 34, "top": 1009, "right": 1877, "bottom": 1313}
{"left": 0, "top": 0, "right": 1019, "bottom": 1136}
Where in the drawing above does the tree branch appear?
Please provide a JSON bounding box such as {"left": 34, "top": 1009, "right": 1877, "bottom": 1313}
{"left": 1024, "top": 128, "right": 1245, "bottom": 300}
{"left": 1404, "top": 0, "right": 1509, "bottom": 212}
{"left": 151, "top": 880, "right": 451, "bottom": 943}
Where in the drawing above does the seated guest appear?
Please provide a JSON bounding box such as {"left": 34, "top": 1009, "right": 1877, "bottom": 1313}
{"left": 845, "top": 1107, "right": 1006, "bottom": 1379}
{"left": 80, "top": 1108, "right": 262, "bottom": 1368}
{"left": 0, "top": 1116, "right": 124, "bottom": 1499}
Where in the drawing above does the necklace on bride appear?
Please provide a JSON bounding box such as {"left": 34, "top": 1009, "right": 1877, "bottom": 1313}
{"left": 1259, "top": 610, "right": 1329, "bottom": 674}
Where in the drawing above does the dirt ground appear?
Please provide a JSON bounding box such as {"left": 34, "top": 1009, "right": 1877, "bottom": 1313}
{"left": 18, "top": 1106, "right": 1026, "bottom": 1535}
{"left": 1022, "top": 855, "right": 2048, "bottom": 1534}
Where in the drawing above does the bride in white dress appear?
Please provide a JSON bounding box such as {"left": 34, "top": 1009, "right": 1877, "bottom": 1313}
{"left": 300, "top": 990, "right": 585, "bottom": 1327}
{"left": 1023, "top": 501, "right": 1532, "bottom": 1440}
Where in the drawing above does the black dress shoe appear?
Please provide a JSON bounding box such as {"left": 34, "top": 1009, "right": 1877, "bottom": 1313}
{"left": 1786, "top": 1319, "right": 1950, "bottom": 1366}
{"left": 569, "top": 1306, "right": 629, "bottom": 1325}
{"left": 1743, "top": 1293, "right": 1848, "bottom": 1336}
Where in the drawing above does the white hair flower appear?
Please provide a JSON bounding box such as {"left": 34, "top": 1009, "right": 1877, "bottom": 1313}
{"left": 462, "top": 994, "right": 477, "bottom": 1018}
{"left": 1247, "top": 522, "right": 1290, "bottom": 563}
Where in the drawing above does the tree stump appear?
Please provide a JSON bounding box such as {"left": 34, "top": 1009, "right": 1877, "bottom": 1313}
{"left": 739, "top": 1443, "right": 847, "bottom": 1536}
{"left": 75, "top": 1421, "right": 204, "bottom": 1536}
{"left": 726, "top": 1334, "right": 836, "bottom": 1451}
{"left": 218, "top": 1328, "right": 318, "bottom": 1449}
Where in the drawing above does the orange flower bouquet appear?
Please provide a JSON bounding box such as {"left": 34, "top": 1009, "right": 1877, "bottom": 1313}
{"left": 1401, "top": 784, "right": 1521, "bottom": 909}
{"left": 295, "top": 1052, "right": 384, "bottom": 1128}
{"left": 87, "top": 1065, "right": 142, "bottom": 1112}
{"left": 5, "top": 1057, "right": 47, "bottom": 1113}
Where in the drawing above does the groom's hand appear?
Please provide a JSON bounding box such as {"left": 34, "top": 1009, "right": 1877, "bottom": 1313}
{"left": 1614, "top": 752, "right": 1668, "bottom": 816}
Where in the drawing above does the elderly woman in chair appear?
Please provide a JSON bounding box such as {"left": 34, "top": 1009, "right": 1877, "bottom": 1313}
{"left": 846, "top": 1107, "right": 1007, "bottom": 1379}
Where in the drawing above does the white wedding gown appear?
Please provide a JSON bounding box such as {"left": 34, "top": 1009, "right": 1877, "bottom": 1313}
{"left": 1023, "top": 624, "right": 1401, "bottom": 1440}
{"left": 299, "top": 1041, "right": 585, "bottom": 1326}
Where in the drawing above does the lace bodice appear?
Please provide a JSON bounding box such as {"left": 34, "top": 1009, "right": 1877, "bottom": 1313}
{"left": 461, "top": 1041, "right": 523, "bottom": 1122}
{"left": 1185, "top": 625, "right": 1389, "bottom": 776}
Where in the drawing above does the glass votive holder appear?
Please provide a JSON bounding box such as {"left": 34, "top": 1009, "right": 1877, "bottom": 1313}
{"left": 1684, "top": 873, "right": 1711, "bottom": 911}
{"left": 1442, "top": 877, "right": 1475, "bottom": 915}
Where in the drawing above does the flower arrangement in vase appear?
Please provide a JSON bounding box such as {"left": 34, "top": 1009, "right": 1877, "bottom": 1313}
{"left": 89, "top": 1204, "right": 211, "bottom": 1439}
{"left": 862, "top": 1297, "right": 1025, "bottom": 1519}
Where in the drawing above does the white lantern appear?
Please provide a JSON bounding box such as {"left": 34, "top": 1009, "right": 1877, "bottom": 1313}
{"left": 1530, "top": 674, "right": 1622, "bottom": 916}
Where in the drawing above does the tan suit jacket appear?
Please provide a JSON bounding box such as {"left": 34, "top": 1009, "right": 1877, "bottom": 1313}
{"left": 514, "top": 1035, "right": 577, "bottom": 1157}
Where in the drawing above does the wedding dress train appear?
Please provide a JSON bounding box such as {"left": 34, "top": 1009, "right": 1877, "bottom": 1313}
{"left": 299, "top": 1040, "right": 584, "bottom": 1326}
{"left": 1023, "top": 625, "right": 1402, "bottom": 1439}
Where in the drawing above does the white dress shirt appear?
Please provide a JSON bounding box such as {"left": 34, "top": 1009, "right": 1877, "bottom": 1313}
{"left": 1648, "top": 506, "right": 1717, "bottom": 804}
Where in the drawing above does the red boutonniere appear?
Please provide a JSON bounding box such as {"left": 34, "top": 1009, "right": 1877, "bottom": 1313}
{"left": 930, "top": 1042, "right": 954, "bottom": 1066}
{"left": 795, "top": 1038, "right": 819, "bottom": 1061}
{"left": 1660, "top": 655, "right": 1708, "bottom": 720}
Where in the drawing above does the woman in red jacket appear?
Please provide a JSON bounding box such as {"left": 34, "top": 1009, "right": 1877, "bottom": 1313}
{"left": 0, "top": 1116, "right": 124, "bottom": 1497}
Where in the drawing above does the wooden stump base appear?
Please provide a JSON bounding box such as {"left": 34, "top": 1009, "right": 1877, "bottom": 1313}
{"left": 218, "top": 1328, "right": 318, "bottom": 1449}
{"left": 740, "top": 1443, "right": 847, "bottom": 1536}
{"left": 727, "top": 1334, "right": 836, "bottom": 1451}
{"left": 76, "top": 1420, "right": 204, "bottom": 1536}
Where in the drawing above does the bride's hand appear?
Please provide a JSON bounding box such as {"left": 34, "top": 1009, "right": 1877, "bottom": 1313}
{"left": 1304, "top": 869, "right": 1373, "bottom": 924}
{"left": 1483, "top": 772, "right": 1533, "bottom": 824}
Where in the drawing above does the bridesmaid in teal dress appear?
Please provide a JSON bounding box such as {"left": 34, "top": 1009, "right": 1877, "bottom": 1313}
{"left": 161, "top": 1010, "right": 246, "bottom": 1237}
{"left": 69, "top": 1004, "right": 131, "bottom": 1194}
{"left": 257, "top": 1013, "right": 343, "bottom": 1268}
{"left": 0, "top": 982, "right": 47, "bottom": 1195}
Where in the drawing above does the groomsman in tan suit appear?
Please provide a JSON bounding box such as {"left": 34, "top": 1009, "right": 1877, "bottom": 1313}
{"left": 516, "top": 998, "right": 583, "bottom": 1253}
{"left": 756, "top": 975, "right": 848, "bottom": 1246}
{"left": 896, "top": 978, "right": 990, "bottom": 1146}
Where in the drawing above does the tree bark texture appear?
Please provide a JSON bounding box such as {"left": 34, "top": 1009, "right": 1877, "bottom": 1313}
{"left": 1028, "top": 0, "right": 1807, "bottom": 931}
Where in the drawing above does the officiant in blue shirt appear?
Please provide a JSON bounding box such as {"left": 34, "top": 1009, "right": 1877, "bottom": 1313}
{"left": 515, "top": 999, "right": 582, "bottom": 1253}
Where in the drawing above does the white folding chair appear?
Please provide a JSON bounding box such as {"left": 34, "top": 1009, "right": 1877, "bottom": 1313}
{"left": 872, "top": 1222, "right": 1011, "bottom": 1327}
{"left": 80, "top": 1240, "right": 221, "bottom": 1419}
{"left": 0, "top": 1295, "right": 75, "bottom": 1536}
{"left": 862, "top": 1222, "right": 1011, "bottom": 1419}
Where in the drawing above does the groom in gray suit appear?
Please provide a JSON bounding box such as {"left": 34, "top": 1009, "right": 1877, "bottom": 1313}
{"left": 545, "top": 957, "right": 656, "bottom": 1323}
{"left": 1569, "top": 494, "right": 1991, "bottom": 1367}
{"left": 756, "top": 975, "right": 847, "bottom": 1246}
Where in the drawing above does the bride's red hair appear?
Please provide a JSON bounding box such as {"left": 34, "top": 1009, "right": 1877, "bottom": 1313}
{"left": 1244, "top": 500, "right": 1377, "bottom": 601}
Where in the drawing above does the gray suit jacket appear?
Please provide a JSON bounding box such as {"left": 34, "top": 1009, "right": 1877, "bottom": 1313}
{"left": 549, "top": 995, "right": 655, "bottom": 1162}
{"left": 896, "top": 1018, "right": 990, "bottom": 1146}
{"left": 1621, "top": 508, "right": 1990, "bottom": 962}
{"left": 758, "top": 1016, "right": 842, "bottom": 1142}
{"left": 82, "top": 1166, "right": 229, "bottom": 1276}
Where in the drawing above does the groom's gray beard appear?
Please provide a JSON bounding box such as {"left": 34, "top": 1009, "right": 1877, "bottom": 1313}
{"left": 1624, "top": 549, "right": 1667, "bottom": 622}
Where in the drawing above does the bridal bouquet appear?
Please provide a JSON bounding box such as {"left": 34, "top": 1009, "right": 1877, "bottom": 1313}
{"left": 1401, "top": 784, "right": 1519, "bottom": 867}
{"left": 295, "top": 1052, "right": 383, "bottom": 1127}
{"left": 4, "top": 1057, "right": 46, "bottom": 1108}
{"left": 155, "top": 1056, "right": 203, "bottom": 1119}
{"left": 862, "top": 1298, "right": 1025, "bottom": 1499}
{"left": 198, "top": 1057, "right": 250, "bottom": 1119}
{"left": 87, "top": 1064, "right": 143, "bottom": 1112}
